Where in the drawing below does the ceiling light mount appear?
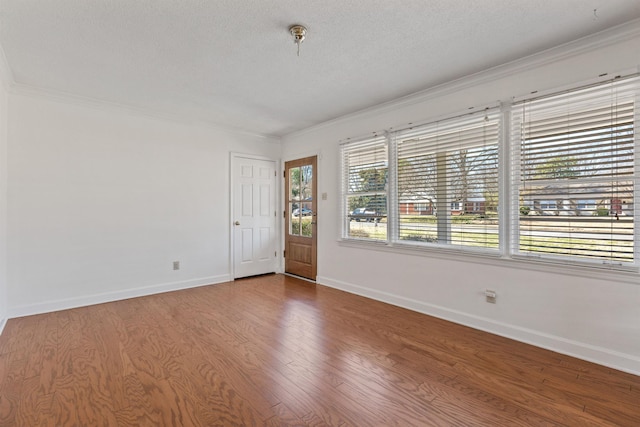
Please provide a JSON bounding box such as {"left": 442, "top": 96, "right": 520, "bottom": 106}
{"left": 289, "top": 24, "right": 307, "bottom": 57}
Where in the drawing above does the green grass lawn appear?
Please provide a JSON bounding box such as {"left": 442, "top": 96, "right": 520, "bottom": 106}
{"left": 348, "top": 215, "right": 633, "bottom": 260}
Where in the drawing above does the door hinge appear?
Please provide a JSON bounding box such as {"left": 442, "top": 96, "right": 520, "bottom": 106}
{"left": 275, "top": 251, "right": 277, "bottom": 257}
{"left": 283, "top": 170, "right": 286, "bottom": 178}
{"left": 283, "top": 250, "right": 286, "bottom": 258}
{"left": 283, "top": 211, "right": 286, "bottom": 218}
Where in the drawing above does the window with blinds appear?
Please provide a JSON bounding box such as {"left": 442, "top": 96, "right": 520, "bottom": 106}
{"left": 341, "top": 135, "right": 388, "bottom": 241}
{"left": 512, "top": 76, "right": 638, "bottom": 265}
{"left": 394, "top": 108, "right": 500, "bottom": 250}
{"left": 339, "top": 74, "right": 639, "bottom": 271}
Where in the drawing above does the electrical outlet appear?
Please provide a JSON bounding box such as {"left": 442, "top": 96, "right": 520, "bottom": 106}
{"left": 484, "top": 289, "right": 497, "bottom": 303}
{"left": 173, "top": 261, "right": 180, "bottom": 270}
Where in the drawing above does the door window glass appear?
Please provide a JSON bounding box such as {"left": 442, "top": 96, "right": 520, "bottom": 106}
{"left": 289, "top": 165, "right": 313, "bottom": 237}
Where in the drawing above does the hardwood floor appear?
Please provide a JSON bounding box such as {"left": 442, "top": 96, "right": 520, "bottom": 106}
{"left": 0, "top": 274, "right": 638, "bottom": 426}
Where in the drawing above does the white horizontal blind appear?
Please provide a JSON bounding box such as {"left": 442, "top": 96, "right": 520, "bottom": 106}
{"left": 512, "top": 76, "right": 639, "bottom": 265}
{"left": 394, "top": 107, "right": 500, "bottom": 250}
{"left": 341, "top": 135, "right": 388, "bottom": 241}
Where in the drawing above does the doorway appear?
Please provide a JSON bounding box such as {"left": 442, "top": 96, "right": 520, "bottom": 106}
{"left": 231, "top": 154, "right": 278, "bottom": 278}
{"left": 284, "top": 156, "right": 317, "bottom": 280}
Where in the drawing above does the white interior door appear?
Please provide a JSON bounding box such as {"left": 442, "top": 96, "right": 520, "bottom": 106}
{"left": 232, "top": 155, "right": 277, "bottom": 278}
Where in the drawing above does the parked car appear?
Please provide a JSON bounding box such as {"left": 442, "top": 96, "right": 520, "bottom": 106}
{"left": 292, "top": 207, "right": 313, "bottom": 217}
{"left": 349, "top": 207, "right": 384, "bottom": 222}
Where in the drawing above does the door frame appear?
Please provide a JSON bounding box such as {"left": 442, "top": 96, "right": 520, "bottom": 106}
{"left": 229, "top": 152, "right": 281, "bottom": 279}
{"left": 281, "top": 152, "right": 320, "bottom": 280}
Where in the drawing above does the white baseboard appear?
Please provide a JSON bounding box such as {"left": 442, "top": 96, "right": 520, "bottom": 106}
{"left": 0, "top": 316, "right": 6, "bottom": 336}
{"left": 317, "top": 275, "right": 640, "bottom": 376}
{"left": 7, "top": 274, "right": 232, "bottom": 319}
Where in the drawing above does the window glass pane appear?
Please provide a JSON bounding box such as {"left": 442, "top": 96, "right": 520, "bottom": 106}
{"left": 289, "top": 167, "right": 300, "bottom": 201}
{"left": 289, "top": 202, "right": 301, "bottom": 236}
{"left": 301, "top": 201, "right": 313, "bottom": 237}
{"left": 346, "top": 195, "right": 387, "bottom": 240}
{"left": 396, "top": 109, "right": 500, "bottom": 249}
{"left": 513, "top": 76, "right": 638, "bottom": 264}
{"left": 300, "top": 165, "right": 313, "bottom": 201}
{"left": 289, "top": 164, "right": 314, "bottom": 238}
{"left": 342, "top": 136, "right": 388, "bottom": 241}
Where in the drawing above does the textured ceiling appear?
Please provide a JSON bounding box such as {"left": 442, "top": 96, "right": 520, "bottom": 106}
{"left": 1, "top": 1, "right": 640, "bottom": 137}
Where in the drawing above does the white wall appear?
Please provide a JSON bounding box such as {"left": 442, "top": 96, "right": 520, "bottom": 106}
{"left": 7, "top": 92, "right": 280, "bottom": 316}
{"left": 0, "top": 70, "right": 8, "bottom": 333}
{"left": 282, "top": 23, "right": 640, "bottom": 374}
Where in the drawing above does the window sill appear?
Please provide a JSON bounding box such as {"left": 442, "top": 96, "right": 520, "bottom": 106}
{"left": 337, "top": 238, "right": 640, "bottom": 285}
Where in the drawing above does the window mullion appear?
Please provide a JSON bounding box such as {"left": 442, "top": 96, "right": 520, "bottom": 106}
{"left": 500, "top": 102, "right": 512, "bottom": 258}
{"left": 436, "top": 151, "right": 451, "bottom": 243}
{"left": 633, "top": 91, "right": 640, "bottom": 265}
{"left": 388, "top": 131, "right": 398, "bottom": 244}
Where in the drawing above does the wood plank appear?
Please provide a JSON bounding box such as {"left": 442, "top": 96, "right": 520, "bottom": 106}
{"left": 14, "top": 376, "right": 54, "bottom": 427}
{"left": 0, "top": 355, "right": 26, "bottom": 426}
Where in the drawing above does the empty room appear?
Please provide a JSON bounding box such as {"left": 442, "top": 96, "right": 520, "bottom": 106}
{"left": 1, "top": 1, "right": 640, "bottom": 425}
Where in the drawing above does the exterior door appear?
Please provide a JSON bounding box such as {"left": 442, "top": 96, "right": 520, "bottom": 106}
{"left": 284, "top": 156, "right": 317, "bottom": 280}
{"left": 232, "top": 155, "right": 277, "bottom": 278}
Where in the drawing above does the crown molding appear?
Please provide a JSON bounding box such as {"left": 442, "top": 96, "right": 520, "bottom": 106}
{"left": 8, "top": 82, "right": 280, "bottom": 142}
{"left": 283, "top": 18, "right": 640, "bottom": 141}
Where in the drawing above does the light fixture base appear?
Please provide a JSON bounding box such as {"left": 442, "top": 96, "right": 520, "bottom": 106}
{"left": 289, "top": 25, "right": 307, "bottom": 56}
{"left": 289, "top": 25, "right": 307, "bottom": 42}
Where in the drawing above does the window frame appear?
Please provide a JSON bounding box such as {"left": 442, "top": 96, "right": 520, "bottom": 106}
{"left": 339, "top": 73, "right": 640, "bottom": 274}
{"left": 392, "top": 106, "right": 501, "bottom": 252}
{"left": 511, "top": 75, "right": 639, "bottom": 268}
{"left": 340, "top": 134, "right": 389, "bottom": 242}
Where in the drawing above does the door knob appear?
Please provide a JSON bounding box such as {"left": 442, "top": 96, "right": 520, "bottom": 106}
{"left": 234, "top": 221, "right": 240, "bottom": 226}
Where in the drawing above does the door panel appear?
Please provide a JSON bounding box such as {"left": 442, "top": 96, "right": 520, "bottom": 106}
{"left": 232, "top": 156, "right": 277, "bottom": 278}
{"left": 285, "top": 156, "right": 317, "bottom": 280}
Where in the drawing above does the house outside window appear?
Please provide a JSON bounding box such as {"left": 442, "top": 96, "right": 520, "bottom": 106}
{"left": 540, "top": 201, "right": 557, "bottom": 211}
{"left": 576, "top": 200, "right": 597, "bottom": 212}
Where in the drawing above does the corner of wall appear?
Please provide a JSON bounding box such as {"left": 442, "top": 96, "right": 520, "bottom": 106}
{"left": 0, "top": 42, "right": 10, "bottom": 335}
